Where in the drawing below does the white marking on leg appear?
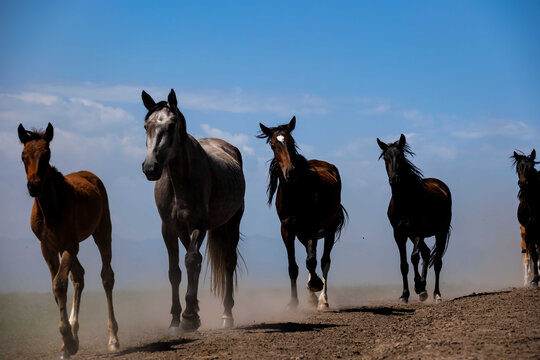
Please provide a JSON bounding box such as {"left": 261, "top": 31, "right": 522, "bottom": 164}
{"left": 69, "top": 306, "right": 76, "bottom": 326}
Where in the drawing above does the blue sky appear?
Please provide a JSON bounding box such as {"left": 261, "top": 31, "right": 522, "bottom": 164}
{"left": 0, "top": 1, "right": 539, "bottom": 294}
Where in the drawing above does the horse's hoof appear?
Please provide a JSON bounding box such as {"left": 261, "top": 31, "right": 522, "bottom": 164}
{"left": 108, "top": 342, "right": 120, "bottom": 352}
{"left": 181, "top": 314, "right": 201, "bottom": 332}
{"left": 317, "top": 302, "right": 329, "bottom": 311}
{"left": 307, "top": 277, "right": 324, "bottom": 292}
{"left": 221, "top": 316, "right": 234, "bottom": 329}
{"left": 419, "top": 291, "right": 428, "bottom": 302}
{"left": 60, "top": 350, "right": 70, "bottom": 360}
{"left": 530, "top": 280, "right": 539, "bottom": 288}
{"left": 168, "top": 326, "right": 183, "bottom": 336}
{"left": 434, "top": 294, "right": 442, "bottom": 304}
{"left": 399, "top": 296, "right": 409, "bottom": 304}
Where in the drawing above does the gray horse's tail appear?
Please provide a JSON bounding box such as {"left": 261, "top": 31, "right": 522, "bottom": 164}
{"left": 206, "top": 205, "right": 244, "bottom": 300}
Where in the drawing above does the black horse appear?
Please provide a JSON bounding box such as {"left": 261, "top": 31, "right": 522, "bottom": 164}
{"left": 377, "top": 134, "right": 452, "bottom": 303}
{"left": 512, "top": 149, "right": 540, "bottom": 286}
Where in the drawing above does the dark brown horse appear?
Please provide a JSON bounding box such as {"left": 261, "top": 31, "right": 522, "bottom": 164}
{"left": 258, "top": 116, "right": 347, "bottom": 310}
{"left": 512, "top": 149, "right": 539, "bottom": 286}
{"left": 141, "top": 89, "right": 245, "bottom": 331}
{"left": 377, "top": 134, "right": 452, "bottom": 303}
{"left": 18, "top": 123, "right": 119, "bottom": 359}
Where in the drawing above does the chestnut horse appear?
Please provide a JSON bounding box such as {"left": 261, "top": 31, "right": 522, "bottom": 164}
{"left": 377, "top": 134, "right": 452, "bottom": 303}
{"left": 141, "top": 89, "right": 245, "bottom": 331}
{"left": 18, "top": 123, "right": 119, "bottom": 359}
{"left": 520, "top": 226, "right": 539, "bottom": 285}
{"left": 257, "top": 116, "right": 347, "bottom": 310}
{"left": 512, "top": 149, "right": 540, "bottom": 286}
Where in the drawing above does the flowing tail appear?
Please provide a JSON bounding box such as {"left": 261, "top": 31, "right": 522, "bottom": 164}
{"left": 429, "top": 226, "right": 451, "bottom": 268}
{"left": 319, "top": 204, "right": 349, "bottom": 241}
{"left": 206, "top": 205, "right": 244, "bottom": 300}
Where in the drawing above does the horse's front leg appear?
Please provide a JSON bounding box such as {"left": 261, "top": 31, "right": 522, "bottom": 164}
{"left": 394, "top": 231, "right": 409, "bottom": 303}
{"left": 182, "top": 227, "right": 206, "bottom": 332}
{"left": 281, "top": 224, "right": 298, "bottom": 310}
{"left": 411, "top": 237, "right": 429, "bottom": 301}
{"left": 161, "top": 222, "right": 182, "bottom": 334}
{"left": 318, "top": 232, "right": 335, "bottom": 310}
{"left": 53, "top": 249, "right": 79, "bottom": 359}
{"left": 68, "top": 258, "right": 84, "bottom": 345}
{"left": 302, "top": 234, "right": 322, "bottom": 307}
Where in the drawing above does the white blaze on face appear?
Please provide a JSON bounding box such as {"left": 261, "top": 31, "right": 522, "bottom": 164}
{"left": 277, "top": 135, "right": 285, "bottom": 143}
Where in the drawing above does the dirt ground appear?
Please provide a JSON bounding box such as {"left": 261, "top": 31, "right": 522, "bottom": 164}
{"left": 4, "top": 286, "right": 538, "bottom": 359}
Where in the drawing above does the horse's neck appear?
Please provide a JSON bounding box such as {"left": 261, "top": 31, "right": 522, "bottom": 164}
{"left": 391, "top": 178, "right": 424, "bottom": 205}
{"left": 520, "top": 176, "right": 540, "bottom": 205}
{"left": 166, "top": 135, "right": 209, "bottom": 196}
{"left": 36, "top": 166, "right": 66, "bottom": 218}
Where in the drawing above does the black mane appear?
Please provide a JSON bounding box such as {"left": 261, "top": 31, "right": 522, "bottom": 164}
{"left": 380, "top": 142, "right": 424, "bottom": 184}
{"left": 259, "top": 126, "right": 308, "bottom": 205}
{"left": 144, "top": 101, "right": 169, "bottom": 121}
{"left": 23, "top": 128, "right": 46, "bottom": 141}
{"left": 256, "top": 124, "right": 292, "bottom": 143}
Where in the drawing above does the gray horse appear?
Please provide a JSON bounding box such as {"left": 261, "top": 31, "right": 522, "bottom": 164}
{"left": 141, "top": 89, "right": 245, "bottom": 331}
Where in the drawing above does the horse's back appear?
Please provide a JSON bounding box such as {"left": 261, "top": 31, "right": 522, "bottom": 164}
{"left": 307, "top": 159, "right": 342, "bottom": 191}
{"left": 422, "top": 178, "right": 451, "bottom": 203}
{"left": 65, "top": 171, "right": 111, "bottom": 237}
{"left": 198, "top": 138, "right": 245, "bottom": 228}
{"left": 199, "top": 138, "right": 243, "bottom": 170}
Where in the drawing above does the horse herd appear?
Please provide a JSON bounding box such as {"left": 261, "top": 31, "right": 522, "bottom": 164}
{"left": 16, "top": 89, "right": 540, "bottom": 359}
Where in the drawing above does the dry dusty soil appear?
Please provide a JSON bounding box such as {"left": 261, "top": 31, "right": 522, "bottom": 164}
{"left": 3, "top": 286, "right": 538, "bottom": 359}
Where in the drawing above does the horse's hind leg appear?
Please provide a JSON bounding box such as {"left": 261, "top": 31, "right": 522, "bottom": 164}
{"left": 318, "top": 232, "right": 335, "bottom": 310}
{"left": 411, "top": 238, "right": 429, "bottom": 302}
{"left": 69, "top": 258, "right": 85, "bottom": 344}
{"left": 161, "top": 222, "right": 182, "bottom": 333}
{"left": 218, "top": 206, "right": 243, "bottom": 328}
{"left": 433, "top": 230, "right": 448, "bottom": 303}
{"left": 393, "top": 231, "right": 409, "bottom": 303}
{"left": 281, "top": 225, "right": 299, "bottom": 310}
{"left": 93, "top": 224, "right": 119, "bottom": 351}
{"left": 526, "top": 231, "right": 540, "bottom": 286}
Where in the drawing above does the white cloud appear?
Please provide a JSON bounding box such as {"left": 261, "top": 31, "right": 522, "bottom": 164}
{"left": 0, "top": 92, "right": 60, "bottom": 106}
{"left": 30, "top": 83, "right": 328, "bottom": 117}
{"left": 200, "top": 124, "right": 254, "bottom": 156}
{"left": 451, "top": 120, "right": 538, "bottom": 141}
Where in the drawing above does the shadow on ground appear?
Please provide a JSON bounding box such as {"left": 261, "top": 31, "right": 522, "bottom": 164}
{"left": 452, "top": 290, "right": 511, "bottom": 301}
{"left": 241, "top": 322, "right": 341, "bottom": 333}
{"left": 111, "top": 339, "right": 196, "bottom": 357}
{"left": 336, "top": 306, "right": 415, "bottom": 316}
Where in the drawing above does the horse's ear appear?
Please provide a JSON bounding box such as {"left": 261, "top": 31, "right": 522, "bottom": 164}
{"left": 377, "top": 138, "right": 388, "bottom": 151}
{"left": 168, "top": 88, "right": 178, "bottom": 109}
{"left": 513, "top": 151, "right": 520, "bottom": 160}
{"left": 531, "top": 149, "right": 536, "bottom": 161}
{"left": 398, "top": 134, "right": 406, "bottom": 149}
{"left": 288, "top": 116, "right": 296, "bottom": 132}
{"left": 141, "top": 90, "right": 156, "bottom": 111}
{"left": 18, "top": 124, "right": 30, "bottom": 144}
{"left": 259, "top": 123, "right": 273, "bottom": 138}
{"left": 44, "top": 123, "right": 54, "bottom": 143}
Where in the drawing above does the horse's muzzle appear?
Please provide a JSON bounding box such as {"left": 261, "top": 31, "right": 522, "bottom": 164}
{"left": 27, "top": 181, "right": 42, "bottom": 197}
{"left": 142, "top": 161, "right": 163, "bottom": 181}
